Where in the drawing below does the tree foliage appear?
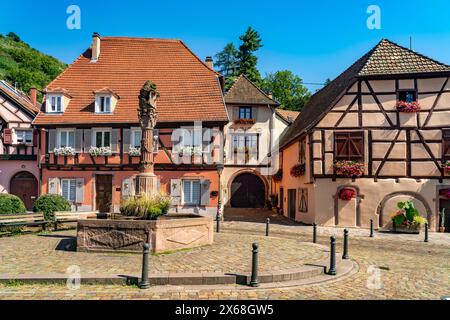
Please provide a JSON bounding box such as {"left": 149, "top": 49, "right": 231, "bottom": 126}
{"left": 262, "top": 70, "right": 311, "bottom": 111}
{"left": 214, "top": 43, "right": 239, "bottom": 89}
{"left": 0, "top": 32, "right": 66, "bottom": 101}
{"left": 236, "top": 27, "right": 263, "bottom": 86}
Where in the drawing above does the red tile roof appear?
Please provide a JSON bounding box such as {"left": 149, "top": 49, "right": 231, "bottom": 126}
{"left": 34, "top": 37, "right": 228, "bottom": 125}
{"left": 0, "top": 80, "right": 39, "bottom": 115}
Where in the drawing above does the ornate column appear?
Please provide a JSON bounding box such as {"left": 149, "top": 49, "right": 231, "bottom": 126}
{"left": 136, "top": 81, "right": 159, "bottom": 197}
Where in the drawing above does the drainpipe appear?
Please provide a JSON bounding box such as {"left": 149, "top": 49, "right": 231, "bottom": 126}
{"left": 267, "top": 103, "right": 273, "bottom": 197}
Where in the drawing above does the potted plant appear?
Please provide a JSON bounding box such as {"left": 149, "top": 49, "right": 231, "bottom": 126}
{"left": 120, "top": 193, "right": 171, "bottom": 219}
{"left": 89, "top": 146, "right": 112, "bottom": 157}
{"left": 442, "top": 161, "right": 450, "bottom": 174}
{"left": 334, "top": 160, "right": 365, "bottom": 178}
{"left": 128, "top": 146, "right": 141, "bottom": 157}
{"left": 273, "top": 169, "right": 283, "bottom": 182}
{"left": 339, "top": 188, "right": 356, "bottom": 201}
{"left": 390, "top": 200, "right": 427, "bottom": 234}
{"left": 396, "top": 101, "right": 420, "bottom": 113}
{"left": 233, "top": 118, "right": 256, "bottom": 125}
{"left": 53, "top": 147, "right": 76, "bottom": 157}
{"left": 290, "top": 164, "right": 306, "bottom": 177}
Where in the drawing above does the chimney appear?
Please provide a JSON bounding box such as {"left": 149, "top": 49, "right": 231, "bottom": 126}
{"left": 29, "top": 87, "right": 37, "bottom": 107}
{"left": 205, "top": 56, "right": 213, "bottom": 69}
{"left": 268, "top": 93, "right": 273, "bottom": 99}
{"left": 91, "top": 32, "right": 101, "bottom": 62}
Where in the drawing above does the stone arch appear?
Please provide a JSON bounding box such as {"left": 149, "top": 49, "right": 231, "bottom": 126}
{"left": 376, "top": 191, "right": 432, "bottom": 228}
{"left": 334, "top": 185, "right": 363, "bottom": 227}
{"left": 228, "top": 169, "right": 268, "bottom": 208}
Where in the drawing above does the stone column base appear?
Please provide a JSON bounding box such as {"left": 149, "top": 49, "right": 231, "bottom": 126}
{"left": 136, "top": 173, "right": 158, "bottom": 197}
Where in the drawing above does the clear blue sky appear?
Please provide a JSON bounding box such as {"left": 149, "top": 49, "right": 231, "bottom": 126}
{"left": 1, "top": 0, "right": 450, "bottom": 91}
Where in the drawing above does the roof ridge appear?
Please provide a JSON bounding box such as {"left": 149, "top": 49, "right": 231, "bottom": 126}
{"left": 225, "top": 74, "right": 279, "bottom": 105}
{"left": 100, "top": 36, "right": 182, "bottom": 42}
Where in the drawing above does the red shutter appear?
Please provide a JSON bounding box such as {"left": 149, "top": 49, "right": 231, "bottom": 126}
{"left": 335, "top": 132, "right": 364, "bottom": 160}
{"left": 33, "top": 129, "right": 39, "bottom": 147}
{"left": 3, "top": 128, "right": 12, "bottom": 145}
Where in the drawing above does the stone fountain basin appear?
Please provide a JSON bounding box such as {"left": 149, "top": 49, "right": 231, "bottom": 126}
{"left": 77, "top": 214, "right": 214, "bottom": 254}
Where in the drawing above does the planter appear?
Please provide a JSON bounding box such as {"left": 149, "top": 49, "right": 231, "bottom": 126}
{"left": 233, "top": 118, "right": 256, "bottom": 125}
{"left": 77, "top": 214, "right": 214, "bottom": 253}
{"left": 290, "top": 164, "right": 306, "bottom": 177}
{"left": 396, "top": 101, "right": 420, "bottom": 113}
{"left": 392, "top": 223, "right": 420, "bottom": 234}
{"left": 334, "top": 161, "right": 365, "bottom": 178}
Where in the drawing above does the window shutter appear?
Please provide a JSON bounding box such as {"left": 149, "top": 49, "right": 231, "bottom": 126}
{"left": 170, "top": 179, "right": 181, "bottom": 206}
{"left": 75, "top": 178, "right": 84, "bottom": 203}
{"left": 122, "top": 178, "right": 131, "bottom": 198}
{"left": 123, "top": 129, "right": 131, "bottom": 153}
{"left": 48, "top": 129, "right": 56, "bottom": 152}
{"left": 335, "top": 132, "right": 364, "bottom": 160}
{"left": 111, "top": 129, "right": 119, "bottom": 153}
{"left": 233, "top": 107, "right": 240, "bottom": 120}
{"left": 252, "top": 107, "right": 258, "bottom": 121}
{"left": 83, "top": 129, "right": 92, "bottom": 151}
{"left": 74, "top": 129, "right": 83, "bottom": 152}
{"left": 48, "top": 177, "right": 59, "bottom": 194}
{"left": 200, "top": 179, "right": 210, "bottom": 206}
{"left": 33, "top": 129, "right": 39, "bottom": 147}
{"left": 3, "top": 128, "right": 12, "bottom": 145}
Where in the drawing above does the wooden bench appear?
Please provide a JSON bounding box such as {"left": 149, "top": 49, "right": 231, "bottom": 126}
{"left": 0, "top": 213, "right": 47, "bottom": 234}
{"left": 53, "top": 211, "right": 100, "bottom": 231}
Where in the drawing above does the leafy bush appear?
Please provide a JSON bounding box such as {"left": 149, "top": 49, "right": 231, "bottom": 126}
{"left": 33, "top": 194, "right": 71, "bottom": 221}
{"left": 0, "top": 194, "right": 26, "bottom": 214}
{"left": 391, "top": 200, "right": 427, "bottom": 228}
{"left": 120, "top": 193, "right": 171, "bottom": 220}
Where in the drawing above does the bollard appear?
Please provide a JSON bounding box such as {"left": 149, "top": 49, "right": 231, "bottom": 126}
{"left": 249, "top": 242, "right": 259, "bottom": 287}
{"left": 370, "top": 219, "right": 374, "bottom": 238}
{"left": 327, "top": 236, "right": 337, "bottom": 275}
{"left": 216, "top": 215, "right": 220, "bottom": 233}
{"left": 266, "top": 218, "right": 270, "bottom": 236}
{"left": 342, "top": 229, "right": 349, "bottom": 260}
{"left": 139, "top": 243, "right": 151, "bottom": 289}
{"left": 313, "top": 223, "right": 317, "bottom": 243}
{"left": 424, "top": 223, "right": 429, "bottom": 243}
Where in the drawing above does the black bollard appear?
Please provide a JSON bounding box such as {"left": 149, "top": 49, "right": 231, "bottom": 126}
{"left": 216, "top": 214, "right": 220, "bottom": 233}
{"left": 313, "top": 223, "right": 317, "bottom": 243}
{"left": 139, "top": 243, "right": 151, "bottom": 289}
{"left": 424, "top": 223, "right": 429, "bottom": 243}
{"left": 266, "top": 218, "right": 270, "bottom": 236}
{"left": 370, "top": 219, "right": 374, "bottom": 238}
{"left": 327, "top": 236, "right": 337, "bottom": 275}
{"left": 342, "top": 229, "right": 349, "bottom": 260}
{"left": 249, "top": 242, "right": 259, "bottom": 287}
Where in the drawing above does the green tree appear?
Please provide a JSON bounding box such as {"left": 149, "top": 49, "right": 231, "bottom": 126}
{"left": 262, "top": 70, "right": 311, "bottom": 111}
{"left": 214, "top": 43, "right": 239, "bottom": 89}
{"left": 6, "top": 32, "right": 20, "bottom": 42}
{"left": 237, "top": 27, "right": 263, "bottom": 85}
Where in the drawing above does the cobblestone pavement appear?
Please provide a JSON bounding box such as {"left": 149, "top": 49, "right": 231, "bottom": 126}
{"left": 0, "top": 220, "right": 448, "bottom": 300}
{"left": 0, "top": 231, "right": 326, "bottom": 275}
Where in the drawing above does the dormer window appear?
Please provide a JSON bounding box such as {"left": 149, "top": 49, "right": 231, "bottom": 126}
{"left": 97, "top": 96, "right": 112, "bottom": 113}
{"left": 47, "top": 95, "right": 62, "bottom": 113}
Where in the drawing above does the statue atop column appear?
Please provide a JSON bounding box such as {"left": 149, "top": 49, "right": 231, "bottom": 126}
{"left": 136, "top": 80, "right": 160, "bottom": 197}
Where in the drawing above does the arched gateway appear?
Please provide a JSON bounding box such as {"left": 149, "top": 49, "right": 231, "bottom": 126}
{"left": 230, "top": 172, "right": 266, "bottom": 208}
{"left": 10, "top": 171, "right": 38, "bottom": 210}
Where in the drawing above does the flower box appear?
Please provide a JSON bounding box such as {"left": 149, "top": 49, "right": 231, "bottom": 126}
{"left": 339, "top": 188, "right": 356, "bottom": 201}
{"left": 334, "top": 161, "right": 365, "bottom": 178}
{"left": 128, "top": 146, "right": 141, "bottom": 157}
{"left": 390, "top": 201, "right": 426, "bottom": 234}
{"left": 442, "top": 161, "right": 450, "bottom": 174}
{"left": 290, "top": 164, "right": 306, "bottom": 177}
{"left": 53, "top": 147, "right": 76, "bottom": 157}
{"left": 233, "top": 118, "right": 256, "bottom": 125}
{"left": 396, "top": 101, "right": 420, "bottom": 113}
{"left": 89, "top": 146, "right": 112, "bottom": 157}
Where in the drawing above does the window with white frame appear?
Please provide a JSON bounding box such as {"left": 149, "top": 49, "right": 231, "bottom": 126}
{"left": 94, "top": 130, "right": 111, "bottom": 148}
{"left": 47, "top": 95, "right": 62, "bottom": 113}
{"left": 132, "top": 129, "right": 142, "bottom": 148}
{"left": 181, "top": 128, "right": 201, "bottom": 148}
{"left": 96, "top": 95, "right": 112, "bottom": 113}
{"left": 15, "top": 129, "right": 33, "bottom": 144}
{"left": 232, "top": 134, "right": 258, "bottom": 158}
{"left": 61, "top": 179, "right": 76, "bottom": 202}
{"left": 58, "top": 129, "right": 75, "bottom": 148}
{"left": 183, "top": 180, "right": 200, "bottom": 205}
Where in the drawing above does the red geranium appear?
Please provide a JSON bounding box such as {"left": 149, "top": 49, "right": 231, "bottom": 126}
{"left": 396, "top": 101, "right": 420, "bottom": 113}
{"left": 339, "top": 188, "right": 356, "bottom": 200}
{"left": 334, "top": 161, "right": 365, "bottom": 178}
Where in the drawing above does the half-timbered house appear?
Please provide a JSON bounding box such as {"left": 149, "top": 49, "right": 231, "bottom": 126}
{"left": 277, "top": 39, "right": 450, "bottom": 231}
{"left": 33, "top": 34, "right": 228, "bottom": 215}
{"left": 0, "top": 80, "right": 39, "bottom": 210}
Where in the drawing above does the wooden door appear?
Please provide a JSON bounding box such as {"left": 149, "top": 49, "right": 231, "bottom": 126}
{"left": 10, "top": 171, "right": 38, "bottom": 211}
{"left": 439, "top": 199, "right": 450, "bottom": 232}
{"left": 230, "top": 173, "right": 265, "bottom": 208}
{"left": 96, "top": 175, "right": 113, "bottom": 213}
{"left": 288, "top": 189, "right": 296, "bottom": 220}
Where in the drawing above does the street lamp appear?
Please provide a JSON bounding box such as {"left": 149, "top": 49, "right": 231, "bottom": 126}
{"left": 216, "top": 163, "right": 224, "bottom": 233}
